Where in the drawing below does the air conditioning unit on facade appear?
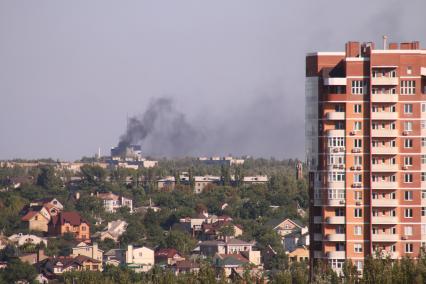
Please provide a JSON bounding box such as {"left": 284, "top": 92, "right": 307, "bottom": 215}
{"left": 339, "top": 165, "right": 344, "bottom": 169}
{"left": 350, "top": 166, "right": 355, "bottom": 170}
{"left": 339, "top": 200, "right": 346, "bottom": 204}
{"left": 356, "top": 201, "right": 361, "bottom": 205}
{"left": 350, "top": 131, "right": 356, "bottom": 136}
{"left": 339, "top": 147, "right": 345, "bottom": 152}
{"left": 403, "top": 131, "right": 409, "bottom": 136}
{"left": 403, "top": 166, "right": 408, "bottom": 170}
{"left": 356, "top": 166, "right": 362, "bottom": 170}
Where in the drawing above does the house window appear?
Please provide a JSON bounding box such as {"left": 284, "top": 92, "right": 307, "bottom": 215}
{"left": 354, "top": 208, "right": 362, "bottom": 218}
{"left": 404, "top": 122, "right": 413, "bottom": 132}
{"left": 404, "top": 174, "right": 413, "bottom": 183}
{"left": 354, "top": 191, "right": 362, "bottom": 201}
{"left": 422, "top": 207, "right": 426, "bottom": 217}
{"left": 354, "top": 139, "right": 362, "bottom": 148}
{"left": 422, "top": 173, "right": 426, "bottom": 182}
{"left": 401, "top": 80, "right": 416, "bottom": 95}
{"left": 405, "top": 226, "right": 413, "bottom": 236}
{"left": 404, "top": 104, "right": 413, "bottom": 114}
{"left": 354, "top": 104, "right": 362, "bottom": 113}
{"left": 404, "top": 157, "right": 413, "bottom": 166}
{"left": 405, "top": 208, "right": 413, "bottom": 218}
{"left": 351, "top": 80, "right": 366, "bottom": 94}
{"left": 354, "top": 122, "right": 362, "bottom": 131}
{"left": 405, "top": 243, "right": 413, "bottom": 253}
{"left": 354, "top": 226, "right": 362, "bottom": 236}
{"left": 354, "top": 244, "right": 362, "bottom": 253}
{"left": 355, "top": 261, "right": 363, "bottom": 271}
{"left": 354, "top": 174, "right": 362, "bottom": 183}
{"left": 82, "top": 226, "right": 86, "bottom": 231}
{"left": 404, "top": 191, "right": 413, "bottom": 201}
{"left": 404, "top": 139, "right": 413, "bottom": 148}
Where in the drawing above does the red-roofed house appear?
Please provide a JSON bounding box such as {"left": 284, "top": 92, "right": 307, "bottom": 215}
{"left": 21, "top": 207, "right": 51, "bottom": 232}
{"left": 48, "top": 212, "right": 90, "bottom": 241}
{"left": 154, "top": 248, "right": 185, "bottom": 265}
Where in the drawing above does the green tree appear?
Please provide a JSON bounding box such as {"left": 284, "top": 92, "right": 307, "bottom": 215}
{"left": 36, "top": 166, "right": 62, "bottom": 190}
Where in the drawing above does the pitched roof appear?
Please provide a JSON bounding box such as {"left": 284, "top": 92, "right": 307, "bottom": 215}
{"left": 51, "top": 212, "right": 88, "bottom": 226}
{"left": 21, "top": 211, "right": 39, "bottom": 221}
{"left": 265, "top": 218, "right": 304, "bottom": 229}
{"left": 96, "top": 192, "right": 119, "bottom": 200}
{"left": 216, "top": 254, "right": 249, "bottom": 266}
{"left": 155, "top": 248, "right": 183, "bottom": 258}
{"left": 174, "top": 260, "right": 199, "bottom": 269}
{"left": 225, "top": 239, "right": 253, "bottom": 246}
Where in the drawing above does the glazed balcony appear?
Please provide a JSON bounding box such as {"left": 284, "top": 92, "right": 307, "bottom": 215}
{"left": 325, "top": 216, "right": 345, "bottom": 224}
{"left": 372, "top": 234, "right": 399, "bottom": 242}
{"left": 326, "top": 251, "right": 346, "bottom": 259}
{"left": 371, "top": 164, "right": 398, "bottom": 172}
{"left": 371, "top": 181, "right": 397, "bottom": 189}
{"left": 313, "top": 216, "right": 323, "bottom": 224}
{"left": 371, "top": 94, "right": 398, "bottom": 103}
{"left": 327, "top": 181, "right": 345, "bottom": 189}
{"left": 327, "top": 129, "right": 345, "bottom": 137}
{"left": 314, "top": 233, "right": 323, "bottom": 241}
{"left": 372, "top": 216, "right": 398, "bottom": 224}
{"left": 326, "top": 112, "right": 345, "bottom": 120}
{"left": 371, "top": 147, "right": 398, "bottom": 155}
{"left": 371, "top": 77, "right": 398, "bottom": 85}
{"left": 324, "top": 77, "right": 347, "bottom": 86}
{"left": 371, "top": 112, "right": 398, "bottom": 120}
{"left": 371, "top": 129, "right": 398, "bottom": 137}
{"left": 327, "top": 199, "right": 346, "bottom": 207}
{"left": 326, "top": 233, "right": 346, "bottom": 242}
{"left": 371, "top": 199, "right": 398, "bottom": 207}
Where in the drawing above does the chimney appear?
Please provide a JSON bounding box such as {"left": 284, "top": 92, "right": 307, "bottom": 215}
{"left": 345, "top": 41, "right": 360, "bottom": 57}
{"left": 389, "top": 43, "right": 398, "bottom": 50}
{"left": 383, "top": 35, "right": 388, "bottom": 50}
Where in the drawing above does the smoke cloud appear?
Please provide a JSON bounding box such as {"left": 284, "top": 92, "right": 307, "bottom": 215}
{"left": 116, "top": 97, "right": 205, "bottom": 157}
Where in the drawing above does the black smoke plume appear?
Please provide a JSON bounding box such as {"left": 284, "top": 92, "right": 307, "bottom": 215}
{"left": 115, "top": 97, "right": 205, "bottom": 157}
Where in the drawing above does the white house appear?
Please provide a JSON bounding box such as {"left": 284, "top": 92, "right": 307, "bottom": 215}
{"left": 71, "top": 242, "right": 104, "bottom": 262}
{"left": 93, "top": 220, "right": 128, "bottom": 242}
{"left": 8, "top": 233, "right": 48, "bottom": 246}
{"left": 96, "top": 192, "right": 133, "bottom": 213}
{"left": 125, "top": 245, "right": 154, "bottom": 272}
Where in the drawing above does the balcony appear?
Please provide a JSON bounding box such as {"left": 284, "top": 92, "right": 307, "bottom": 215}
{"left": 371, "top": 181, "right": 397, "bottom": 189}
{"left": 372, "top": 199, "right": 398, "bottom": 207}
{"left": 313, "top": 251, "right": 324, "bottom": 258}
{"left": 327, "top": 199, "right": 346, "bottom": 207}
{"left": 371, "top": 94, "right": 398, "bottom": 103}
{"left": 326, "top": 112, "right": 345, "bottom": 120}
{"left": 372, "top": 234, "right": 399, "bottom": 242}
{"left": 371, "top": 129, "right": 398, "bottom": 137}
{"left": 313, "top": 216, "right": 323, "bottom": 224}
{"left": 324, "top": 77, "right": 347, "bottom": 86}
{"left": 371, "top": 112, "right": 398, "bottom": 120}
{"left": 373, "top": 251, "right": 400, "bottom": 259}
{"left": 328, "top": 181, "right": 345, "bottom": 189}
{"left": 372, "top": 216, "right": 398, "bottom": 224}
{"left": 326, "top": 233, "right": 345, "bottom": 242}
{"left": 314, "top": 233, "right": 323, "bottom": 241}
{"left": 326, "top": 251, "right": 346, "bottom": 259}
{"left": 313, "top": 199, "right": 322, "bottom": 206}
{"left": 421, "top": 67, "right": 426, "bottom": 76}
{"left": 371, "top": 77, "right": 398, "bottom": 85}
{"left": 371, "top": 164, "right": 398, "bottom": 172}
{"left": 326, "top": 216, "right": 345, "bottom": 224}
{"left": 327, "top": 129, "right": 345, "bottom": 137}
{"left": 371, "top": 147, "right": 398, "bottom": 155}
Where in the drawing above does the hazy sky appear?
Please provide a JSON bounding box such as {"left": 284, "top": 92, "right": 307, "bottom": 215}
{"left": 1, "top": 0, "right": 426, "bottom": 160}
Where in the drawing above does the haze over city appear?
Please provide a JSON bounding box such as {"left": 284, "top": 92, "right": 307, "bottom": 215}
{"left": 1, "top": 0, "right": 425, "bottom": 160}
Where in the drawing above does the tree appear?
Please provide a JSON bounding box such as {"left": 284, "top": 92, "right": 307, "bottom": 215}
{"left": 80, "top": 165, "right": 106, "bottom": 185}
{"left": 218, "top": 224, "right": 235, "bottom": 239}
{"left": 160, "top": 230, "right": 196, "bottom": 255}
{"left": 0, "top": 258, "right": 37, "bottom": 284}
{"left": 36, "top": 166, "right": 62, "bottom": 190}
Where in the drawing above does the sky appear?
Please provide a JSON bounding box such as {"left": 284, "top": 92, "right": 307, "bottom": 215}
{"left": 1, "top": 0, "right": 426, "bottom": 160}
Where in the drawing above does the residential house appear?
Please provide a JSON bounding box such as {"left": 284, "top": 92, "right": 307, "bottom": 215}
{"left": 172, "top": 260, "right": 200, "bottom": 275}
{"left": 21, "top": 206, "right": 51, "bottom": 232}
{"left": 199, "top": 239, "right": 254, "bottom": 257}
{"left": 48, "top": 211, "right": 90, "bottom": 241}
{"left": 154, "top": 248, "right": 185, "bottom": 266}
{"left": 283, "top": 226, "right": 309, "bottom": 252}
{"left": 157, "top": 176, "right": 176, "bottom": 190}
{"left": 38, "top": 255, "right": 102, "bottom": 276}
{"left": 193, "top": 176, "right": 220, "bottom": 194}
{"left": 265, "top": 218, "right": 304, "bottom": 238}
{"left": 8, "top": 233, "right": 48, "bottom": 246}
{"left": 242, "top": 175, "right": 268, "bottom": 184}
{"left": 96, "top": 192, "right": 133, "bottom": 213}
{"left": 288, "top": 246, "right": 309, "bottom": 263}
{"left": 30, "top": 198, "right": 63, "bottom": 216}
{"left": 213, "top": 253, "right": 250, "bottom": 277}
{"left": 180, "top": 212, "right": 232, "bottom": 235}
{"left": 201, "top": 221, "right": 243, "bottom": 240}
{"left": 104, "top": 249, "right": 125, "bottom": 266}
{"left": 93, "top": 219, "right": 128, "bottom": 242}
{"left": 71, "top": 242, "right": 103, "bottom": 262}
{"left": 125, "top": 245, "right": 154, "bottom": 272}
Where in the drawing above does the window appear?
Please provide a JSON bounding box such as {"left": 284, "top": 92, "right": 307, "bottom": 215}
{"left": 423, "top": 155, "right": 426, "bottom": 165}
{"left": 404, "top": 122, "right": 413, "bottom": 131}
{"left": 354, "top": 174, "right": 362, "bottom": 183}
{"left": 404, "top": 104, "right": 413, "bottom": 114}
{"left": 354, "top": 225, "right": 362, "bottom": 235}
{"left": 405, "top": 243, "right": 413, "bottom": 253}
{"left": 423, "top": 138, "right": 426, "bottom": 147}
{"left": 404, "top": 157, "right": 413, "bottom": 166}
{"left": 401, "top": 80, "right": 416, "bottom": 95}
{"left": 423, "top": 191, "right": 426, "bottom": 199}
{"left": 354, "top": 208, "right": 362, "bottom": 218}
{"left": 352, "top": 80, "right": 367, "bottom": 95}
{"left": 404, "top": 174, "right": 413, "bottom": 183}
{"left": 407, "top": 66, "right": 412, "bottom": 75}
{"left": 404, "top": 139, "right": 413, "bottom": 148}
{"left": 354, "top": 121, "right": 362, "bottom": 131}
{"left": 405, "top": 191, "right": 413, "bottom": 201}
{"left": 422, "top": 207, "right": 426, "bottom": 217}
{"left": 354, "top": 104, "right": 362, "bottom": 113}
{"left": 422, "top": 103, "right": 426, "bottom": 113}
{"left": 423, "top": 173, "right": 426, "bottom": 182}
{"left": 354, "top": 139, "right": 362, "bottom": 148}
{"left": 354, "top": 156, "right": 362, "bottom": 166}
{"left": 405, "top": 226, "right": 413, "bottom": 236}
{"left": 354, "top": 244, "right": 363, "bottom": 253}
{"left": 328, "top": 137, "right": 345, "bottom": 147}
{"left": 355, "top": 191, "right": 362, "bottom": 201}
{"left": 405, "top": 208, "right": 413, "bottom": 218}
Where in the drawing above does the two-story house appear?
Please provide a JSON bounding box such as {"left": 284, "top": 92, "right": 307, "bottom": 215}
{"left": 71, "top": 242, "right": 103, "bottom": 262}
{"left": 96, "top": 192, "right": 133, "bottom": 213}
{"left": 125, "top": 245, "right": 154, "bottom": 272}
{"left": 48, "top": 212, "right": 90, "bottom": 241}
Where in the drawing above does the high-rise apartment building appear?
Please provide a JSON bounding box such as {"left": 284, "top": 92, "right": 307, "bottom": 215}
{"left": 306, "top": 40, "right": 426, "bottom": 274}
